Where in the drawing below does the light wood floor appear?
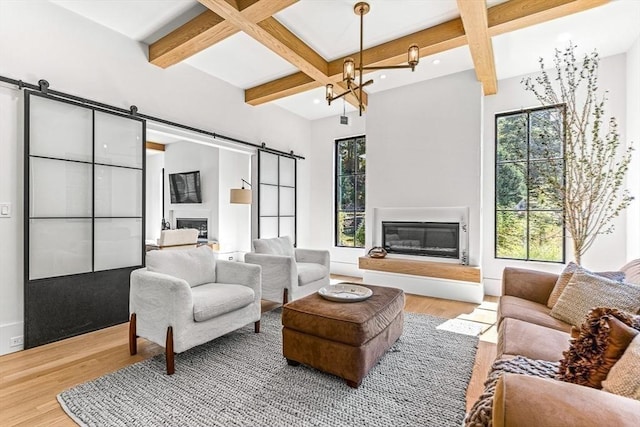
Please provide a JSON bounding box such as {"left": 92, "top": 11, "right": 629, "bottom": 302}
{"left": 0, "top": 276, "right": 497, "bottom": 426}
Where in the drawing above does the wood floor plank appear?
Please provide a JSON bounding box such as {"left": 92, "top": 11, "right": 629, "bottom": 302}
{"left": 0, "top": 276, "right": 497, "bottom": 426}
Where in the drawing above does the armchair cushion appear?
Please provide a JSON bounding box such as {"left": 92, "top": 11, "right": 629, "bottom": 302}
{"left": 297, "top": 262, "right": 328, "bottom": 286}
{"left": 191, "top": 283, "right": 255, "bottom": 322}
{"left": 253, "top": 236, "right": 294, "bottom": 257}
{"left": 146, "top": 245, "right": 216, "bottom": 287}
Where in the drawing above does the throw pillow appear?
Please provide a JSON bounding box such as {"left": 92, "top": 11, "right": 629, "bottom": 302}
{"left": 602, "top": 334, "right": 640, "bottom": 400}
{"left": 465, "top": 356, "right": 559, "bottom": 427}
{"left": 547, "top": 262, "right": 625, "bottom": 308}
{"left": 146, "top": 245, "right": 216, "bottom": 287}
{"left": 620, "top": 258, "right": 640, "bottom": 285}
{"left": 549, "top": 269, "right": 640, "bottom": 327}
{"left": 547, "top": 262, "right": 579, "bottom": 308}
{"left": 253, "top": 236, "right": 294, "bottom": 257}
{"left": 557, "top": 307, "right": 640, "bottom": 389}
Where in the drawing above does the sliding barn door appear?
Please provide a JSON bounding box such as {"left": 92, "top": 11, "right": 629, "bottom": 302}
{"left": 25, "top": 91, "right": 145, "bottom": 348}
{"left": 257, "top": 150, "right": 296, "bottom": 245}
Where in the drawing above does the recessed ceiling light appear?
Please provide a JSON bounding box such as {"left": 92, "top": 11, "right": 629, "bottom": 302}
{"left": 313, "top": 99, "right": 320, "bottom": 104}
{"left": 557, "top": 32, "right": 572, "bottom": 43}
{"left": 432, "top": 59, "right": 441, "bottom": 65}
{"left": 380, "top": 74, "right": 387, "bottom": 79}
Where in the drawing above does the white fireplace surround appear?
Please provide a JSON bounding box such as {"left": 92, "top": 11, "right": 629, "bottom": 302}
{"left": 370, "top": 207, "right": 470, "bottom": 265}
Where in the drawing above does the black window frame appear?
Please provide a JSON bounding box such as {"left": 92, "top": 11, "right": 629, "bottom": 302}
{"left": 494, "top": 104, "right": 566, "bottom": 263}
{"left": 335, "top": 135, "right": 365, "bottom": 248}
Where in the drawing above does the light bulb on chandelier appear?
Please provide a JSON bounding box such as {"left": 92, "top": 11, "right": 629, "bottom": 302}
{"left": 326, "top": 2, "right": 420, "bottom": 115}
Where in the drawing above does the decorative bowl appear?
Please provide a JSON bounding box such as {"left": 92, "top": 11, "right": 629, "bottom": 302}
{"left": 318, "top": 284, "right": 373, "bottom": 303}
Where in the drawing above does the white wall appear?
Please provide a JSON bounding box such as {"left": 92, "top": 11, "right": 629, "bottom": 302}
{"left": 626, "top": 37, "right": 640, "bottom": 261}
{"left": 365, "top": 70, "right": 483, "bottom": 267}
{"left": 309, "top": 112, "right": 366, "bottom": 276}
{"left": 145, "top": 152, "right": 164, "bottom": 243}
{"left": 0, "top": 0, "right": 311, "bottom": 354}
{"left": 0, "top": 85, "right": 23, "bottom": 354}
{"left": 164, "top": 142, "right": 219, "bottom": 240}
{"left": 218, "top": 149, "right": 252, "bottom": 254}
{"left": 482, "top": 54, "right": 630, "bottom": 295}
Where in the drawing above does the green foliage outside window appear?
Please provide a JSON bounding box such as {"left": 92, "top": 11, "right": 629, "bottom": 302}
{"left": 336, "top": 137, "right": 365, "bottom": 248}
{"left": 495, "top": 107, "right": 564, "bottom": 262}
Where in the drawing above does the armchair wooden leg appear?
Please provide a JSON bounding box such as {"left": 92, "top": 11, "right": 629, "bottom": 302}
{"left": 283, "top": 288, "right": 289, "bottom": 306}
{"left": 129, "top": 313, "right": 137, "bottom": 356}
{"left": 254, "top": 320, "right": 261, "bottom": 333}
{"left": 166, "top": 326, "right": 175, "bottom": 375}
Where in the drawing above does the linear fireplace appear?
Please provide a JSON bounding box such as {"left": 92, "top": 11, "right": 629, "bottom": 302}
{"left": 382, "top": 221, "right": 459, "bottom": 259}
{"left": 176, "top": 217, "right": 208, "bottom": 240}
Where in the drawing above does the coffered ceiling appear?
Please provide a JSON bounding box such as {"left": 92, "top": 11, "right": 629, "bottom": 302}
{"left": 50, "top": 0, "right": 640, "bottom": 120}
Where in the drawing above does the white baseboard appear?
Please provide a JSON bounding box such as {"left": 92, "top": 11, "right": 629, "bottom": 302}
{"left": 330, "top": 262, "right": 363, "bottom": 278}
{"left": 363, "top": 271, "right": 484, "bottom": 304}
{"left": 0, "top": 321, "right": 24, "bottom": 355}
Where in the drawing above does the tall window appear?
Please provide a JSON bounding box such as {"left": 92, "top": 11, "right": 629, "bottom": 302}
{"left": 335, "top": 136, "right": 365, "bottom": 247}
{"left": 495, "top": 105, "right": 565, "bottom": 262}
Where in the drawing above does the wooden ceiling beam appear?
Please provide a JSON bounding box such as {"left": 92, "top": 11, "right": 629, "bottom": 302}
{"left": 247, "top": 18, "right": 465, "bottom": 106}
{"left": 487, "top": 0, "right": 609, "bottom": 36}
{"left": 457, "top": 0, "right": 497, "bottom": 95}
{"left": 245, "top": 0, "right": 609, "bottom": 106}
{"left": 146, "top": 141, "right": 165, "bottom": 151}
{"left": 149, "top": 0, "right": 297, "bottom": 68}
{"left": 198, "top": 0, "right": 367, "bottom": 109}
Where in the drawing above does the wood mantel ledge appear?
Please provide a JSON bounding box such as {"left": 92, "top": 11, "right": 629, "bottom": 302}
{"left": 358, "top": 256, "right": 481, "bottom": 283}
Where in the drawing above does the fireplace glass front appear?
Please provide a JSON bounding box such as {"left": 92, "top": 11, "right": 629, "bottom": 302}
{"left": 176, "top": 217, "right": 208, "bottom": 240}
{"left": 382, "top": 221, "right": 459, "bottom": 259}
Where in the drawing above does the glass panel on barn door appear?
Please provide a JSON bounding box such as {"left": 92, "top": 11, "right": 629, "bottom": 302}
{"left": 259, "top": 151, "right": 279, "bottom": 185}
{"left": 94, "top": 165, "right": 142, "bottom": 217}
{"left": 94, "top": 218, "right": 142, "bottom": 271}
{"left": 29, "top": 95, "right": 93, "bottom": 163}
{"left": 94, "top": 111, "right": 143, "bottom": 168}
{"left": 259, "top": 184, "right": 278, "bottom": 216}
{"left": 279, "top": 156, "right": 295, "bottom": 187}
{"left": 279, "top": 217, "right": 295, "bottom": 241}
{"left": 29, "top": 219, "right": 93, "bottom": 280}
{"left": 29, "top": 157, "right": 92, "bottom": 218}
{"left": 260, "top": 217, "right": 278, "bottom": 239}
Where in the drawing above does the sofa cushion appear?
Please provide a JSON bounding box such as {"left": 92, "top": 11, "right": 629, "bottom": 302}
{"left": 253, "top": 236, "right": 294, "bottom": 257}
{"left": 602, "top": 334, "right": 640, "bottom": 399}
{"left": 498, "top": 296, "right": 571, "bottom": 333}
{"left": 550, "top": 269, "right": 640, "bottom": 327}
{"left": 146, "top": 245, "right": 215, "bottom": 287}
{"left": 191, "top": 283, "right": 255, "bottom": 322}
{"left": 558, "top": 307, "right": 640, "bottom": 389}
{"left": 498, "top": 317, "right": 570, "bottom": 362}
{"left": 297, "top": 262, "right": 328, "bottom": 286}
{"left": 547, "top": 262, "right": 625, "bottom": 308}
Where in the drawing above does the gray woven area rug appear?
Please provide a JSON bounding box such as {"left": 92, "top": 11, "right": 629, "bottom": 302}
{"left": 58, "top": 310, "right": 478, "bottom": 427}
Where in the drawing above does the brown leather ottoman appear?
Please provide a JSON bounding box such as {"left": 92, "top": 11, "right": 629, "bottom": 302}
{"left": 282, "top": 284, "right": 404, "bottom": 388}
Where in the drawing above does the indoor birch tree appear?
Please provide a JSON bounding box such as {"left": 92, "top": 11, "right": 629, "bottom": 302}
{"left": 522, "top": 44, "right": 633, "bottom": 265}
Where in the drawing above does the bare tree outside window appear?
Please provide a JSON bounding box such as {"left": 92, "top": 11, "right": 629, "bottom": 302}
{"left": 522, "top": 44, "right": 633, "bottom": 265}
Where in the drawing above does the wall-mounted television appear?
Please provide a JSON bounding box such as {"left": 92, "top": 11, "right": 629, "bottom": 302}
{"left": 169, "top": 171, "right": 202, "bottom": 204}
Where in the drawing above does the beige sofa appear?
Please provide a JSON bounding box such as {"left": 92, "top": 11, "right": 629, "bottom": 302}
{"left": 492, "top": 267, "right": 640, "bottom": 427}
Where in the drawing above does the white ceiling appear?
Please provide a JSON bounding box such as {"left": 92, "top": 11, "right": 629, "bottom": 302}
{"left": 50, "top": 0, "right": 640, "bottom": 121}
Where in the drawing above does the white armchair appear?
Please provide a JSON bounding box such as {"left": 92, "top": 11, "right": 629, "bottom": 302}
{"left": 129, "top": 245, "right": 261, "bottom": 374}
{"left": 244, "top": 236, "right": 329, "bottom": 305}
